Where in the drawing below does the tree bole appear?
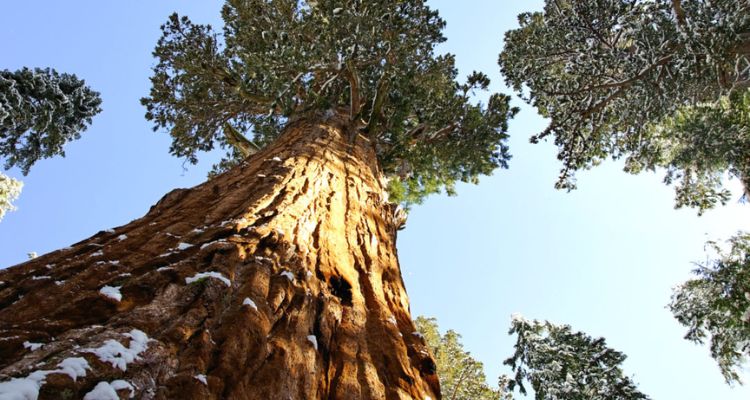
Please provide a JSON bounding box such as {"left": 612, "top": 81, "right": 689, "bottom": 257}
{"left": 0, "top": 111, "right": 440, "bottom": 400}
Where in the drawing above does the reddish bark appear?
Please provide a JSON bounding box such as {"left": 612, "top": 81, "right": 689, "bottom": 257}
{"left": 0, "top": 112, "right": 440, "bottom": 399}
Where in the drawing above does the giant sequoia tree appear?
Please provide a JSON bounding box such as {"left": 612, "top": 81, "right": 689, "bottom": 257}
{"left": 501, "top": 0, "right": 750, "bottom": 212}
{"left": 0, "top": 1, "right": 514, "bottom": 399}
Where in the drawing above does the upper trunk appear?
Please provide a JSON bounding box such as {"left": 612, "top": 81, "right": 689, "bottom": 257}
{"left": 0, "top": 111, "right": 440, "bottom": 400}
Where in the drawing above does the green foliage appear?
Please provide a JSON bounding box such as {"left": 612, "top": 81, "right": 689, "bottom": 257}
{"left": 414, "top": 317, "right": 510, "bottom": 400}
{"left": 500, "top": 0, "right": 750, "bottom": 213}
{"left": 142, "top": 0, "right": 517, "bottom": 205}
{"left": 504, "top": 315, "right": 649, "bottom": 400}
{"left": 0, "top": 67, "right": 102, "bottom": 175}
{"left": 0, "top": 172, "right": 22, "bottom": 222}
{"left": 669, "top": 233, "right": 750, "bottom": 384}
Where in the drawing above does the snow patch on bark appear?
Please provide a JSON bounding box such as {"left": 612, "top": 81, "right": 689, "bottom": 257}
{"left": 175, "top": 242, "right": 193, "bottom": 251}
{"left": 200, "top": 239, "right": 226, "bottom": 250}
{"left": 307, "top": 335, "right": 318, "bottom": 351}
{"left": 56, "top": 357, "right": 91, "bottom": 381}
{"left": 23, "top": 341, "right": 43, "bottom": 351}
{"left": 0, "top": 358, "right": 90, "bottom": 399}
{"left": 279, "top": 271, "right": 295, "bottom": 282}
{"left": 110, "top": 380, "right": 135, "bottom": 397}
{"left": 84, "top": 380, "right": 135, "bottom": 400}
{"left": 242, "top": 298, "right": 258, "bottom": 311}
{"left": 185, "top": 272, "right": 231, "bottom": 287}
{"left": 99, "top": 286, "right": 122, "bottom": 302}
{"left": 84, "top": 329, "right": 150, "bottom": 371}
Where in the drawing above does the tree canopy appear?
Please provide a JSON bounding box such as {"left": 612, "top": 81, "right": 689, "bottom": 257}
{"left": 0, "top": 67, "right": 102, "bottom": 175}
{"left": 415, "top": 317, "right": 510, "bottom": 400}
{"left": 504, "top": 315, "right": 649, "bottom": 400}
{"left": 142, "top": 0, "right": 517, "bottom": 205}
{"left": 500, "top": 0, "right": 750, "bottom": 212}
{"left": 670, "top": 233, "right": 750, "bottom": 385}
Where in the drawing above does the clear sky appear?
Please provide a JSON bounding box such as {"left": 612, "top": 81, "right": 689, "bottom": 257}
{"left": 1, "top": 1, "right": 749, "bottom": 398}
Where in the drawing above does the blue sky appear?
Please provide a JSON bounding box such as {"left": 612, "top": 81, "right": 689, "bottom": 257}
{"left": 1, "top": 1, "right": 749, "bottom": 398}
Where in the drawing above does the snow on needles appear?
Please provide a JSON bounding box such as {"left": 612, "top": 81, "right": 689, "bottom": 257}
{"left": 185, "top": 272, "right": 231, "bottom": 287}
{"left": 511, "top": 312, "right": 526, "bottom": 323}
{"left": 84, "top": 329, "right": 150, "bottom": 371}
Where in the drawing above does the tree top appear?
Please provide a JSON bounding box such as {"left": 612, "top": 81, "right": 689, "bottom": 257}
{"left": 142, "top": 0, "right": 517, "bottom": 205}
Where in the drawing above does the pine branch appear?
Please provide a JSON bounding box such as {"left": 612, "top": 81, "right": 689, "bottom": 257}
{"left": 546, "top": 54, "right": 675, "bottom": 97}
{"left": 203, "top": 62, "right": 275, "bottom": 112}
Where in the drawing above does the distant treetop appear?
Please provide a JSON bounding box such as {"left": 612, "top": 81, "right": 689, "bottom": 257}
{"left": 504, "top": 315, "right": 650, "bottom": 400}
{"left": 0, "top": 67, "right": 102, "bottom": 175}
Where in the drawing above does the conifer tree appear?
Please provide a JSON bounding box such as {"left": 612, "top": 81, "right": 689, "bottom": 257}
{"left": 500, "top": 0, "right": 750, "bottom": 212}
{"left": 415, "top": 317, "right": 511, "bottom": 400}
{"left": 503, "top": 315, "right": 649, "bottom": 400}
{"left": 0, "top": 67, "right": 102, "bottom": 175}
{"left": 669, "top": 233, "right": 750, "bottom": 384}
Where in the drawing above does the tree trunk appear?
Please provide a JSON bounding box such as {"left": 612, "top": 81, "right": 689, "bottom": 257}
{"left": 0, "top": 111, "right": 440, "bottom": 400}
